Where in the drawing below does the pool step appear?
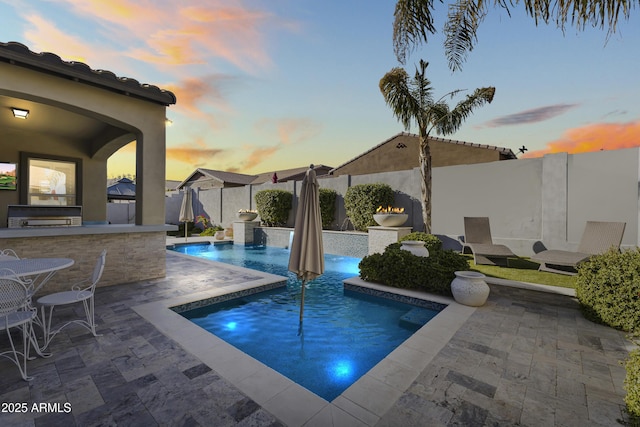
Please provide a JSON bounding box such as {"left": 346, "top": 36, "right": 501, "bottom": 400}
{"left": 399, "top": 307, "right": 433, "bottom": 329}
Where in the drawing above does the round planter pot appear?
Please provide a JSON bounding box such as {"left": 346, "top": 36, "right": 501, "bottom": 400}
{"left": 238, "top": 212, "right": 258, "bottom": 221}
{"left": 373, "top": 213, "right": 408, "bottom": 227}
{"left": 451, "top": 271, "right": 490, "bottom": 307}
{"left": 214, "top": 230, "right": 226, "bottom": 240}
{"left": 400, "top": 240, "right": 429, "bottom": 257}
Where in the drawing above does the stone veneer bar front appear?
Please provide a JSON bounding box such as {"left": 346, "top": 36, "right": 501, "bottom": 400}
{"left": 0, "top": 224, "right": 173, "bottom": 295}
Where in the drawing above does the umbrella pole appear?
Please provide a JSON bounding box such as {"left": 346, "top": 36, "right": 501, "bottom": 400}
{"left": 184, "top": 221, "right": 187, "bottom": 242}
{"left": 298, "top": 279, "right": 306, "bottom": 336}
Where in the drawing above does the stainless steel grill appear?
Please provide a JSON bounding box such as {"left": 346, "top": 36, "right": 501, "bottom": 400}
{"left": 7, "top": 205, "right": 82, "bottom": 228}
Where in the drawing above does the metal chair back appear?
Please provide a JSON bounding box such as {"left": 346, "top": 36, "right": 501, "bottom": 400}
{"left": 88, "top": 250, "right": 107, "bottom": 293}
{"left": 0, "top": 270, "right": 29, "bottom": 316}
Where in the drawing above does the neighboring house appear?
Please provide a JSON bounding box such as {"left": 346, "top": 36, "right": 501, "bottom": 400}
{"left": 177, "top": 165, "right": 333, "bottom": 190}
{"left": 330, "top": 132, "right": 517, "bottom": 177}
{"left": 0, "top": 41, "right": 176, "bottom": 290}
{"left": 177, "top": 169, "right": 258, "bottom": 190}
{"left": 251, "top": 165, "right": 333, "bottom": 184}
{"left": 165, "top": 180, "right": 182, "bottom": 194}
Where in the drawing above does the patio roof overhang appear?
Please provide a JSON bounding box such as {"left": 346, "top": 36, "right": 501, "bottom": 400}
{"left": 0, "top": 41, "right": 176, "bottom": 226}
{"left": 0, "top": 41, "right": 175, "bottom": 154}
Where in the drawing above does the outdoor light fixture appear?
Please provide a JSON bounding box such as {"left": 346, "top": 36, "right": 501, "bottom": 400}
{"left": 11, "top": 107, "right": 29, "bottom": 119}
{"left": 165, "top": 117, "right": 173, "bottom": 126}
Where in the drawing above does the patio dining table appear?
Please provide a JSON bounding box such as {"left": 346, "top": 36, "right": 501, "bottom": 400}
{"left": 0, "top": 257, "right": 75, "bottom": 298}
{"left": 0, "top": 258, "right": 75, "bottom": 345}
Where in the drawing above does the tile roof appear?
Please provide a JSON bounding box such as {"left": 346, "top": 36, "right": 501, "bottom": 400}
{"left": 250, "top": 164, "right": 333, "bottom": 184}
{"left": 0, "top": 41, "right": 176, "bottom": 106}
{"left": 330, "top": 132, "right": 517, "bottom": 173}
{"left": 177, "top": 165, "right": 334, "bottom": 188}
{"left": 177, "top": 168, "right": 257, "bottom": 188}
{"left": 107, "top": 178, "right": 136, "bottom": 200}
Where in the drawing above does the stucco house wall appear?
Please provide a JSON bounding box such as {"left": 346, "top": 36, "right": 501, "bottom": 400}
{"left": 0, "top": 42, "right": 176, "bottom": 287}
{"left": 172, "top": 148, "right": 640, "bottom": 256}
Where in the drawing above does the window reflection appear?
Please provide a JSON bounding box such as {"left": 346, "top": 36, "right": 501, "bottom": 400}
{"left": 28, "top": 158, "right": 77, "bottom": 205}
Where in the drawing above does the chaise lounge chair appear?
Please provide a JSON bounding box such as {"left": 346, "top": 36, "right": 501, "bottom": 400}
{"left": 459, "top": 217, "right": 517, "bottom": 266}
{"left": 530, "top": 221, "right": 626, "bottom": 275}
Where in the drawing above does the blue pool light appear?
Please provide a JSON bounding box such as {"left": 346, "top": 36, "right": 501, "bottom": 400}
{"left": 329, "top": 359, "right": 355, "bottom": 382}
{"left": 225, "top": 321, "right": 238, "bottom": 331}
{"left": 330, "top": 256, "right": 360, "bottom": 277}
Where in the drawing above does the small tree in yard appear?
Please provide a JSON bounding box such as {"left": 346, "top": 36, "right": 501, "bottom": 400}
{"left": 380, "top": 59, "right": 494, "bottom": 233}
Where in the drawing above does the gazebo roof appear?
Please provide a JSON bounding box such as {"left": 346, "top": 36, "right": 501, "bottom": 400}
{"left": 107, "top": 178, "right": 136, "bottom": 200}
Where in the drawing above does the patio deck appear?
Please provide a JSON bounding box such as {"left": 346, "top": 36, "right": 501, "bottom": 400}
{"left": 0, "top": 250, "right": 633, "bottom": 426}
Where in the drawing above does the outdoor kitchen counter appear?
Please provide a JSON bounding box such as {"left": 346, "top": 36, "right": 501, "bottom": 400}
{"left": 0, "top": 224, "right": 176, "bottom": 292}
{"left": 0, "top": 224, "right": 176, "bottom": 238}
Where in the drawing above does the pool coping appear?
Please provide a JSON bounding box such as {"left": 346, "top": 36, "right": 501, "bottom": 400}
{"left": 134, "top": 252, "right": 476, "bottom": 426}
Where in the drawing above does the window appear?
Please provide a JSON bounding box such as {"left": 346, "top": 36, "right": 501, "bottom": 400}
{"left": 19, "top": 153, "right": 82, "bottom": 206}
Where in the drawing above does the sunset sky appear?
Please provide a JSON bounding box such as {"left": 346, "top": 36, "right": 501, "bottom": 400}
{"left": 2, "top": 0, "right": 639, "bottom": 180}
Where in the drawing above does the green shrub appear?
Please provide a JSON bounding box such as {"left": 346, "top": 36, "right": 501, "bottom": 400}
{"left": 255, "top": 189, "right": 292, "bottom": 226}
{"left": 399, "top": 232, "right": 442, "bottom": 253}
{"left": 319, "top": 188, "right": 337, "bottom": 229}
{"left": 575, "top": 247, "right": 640, "bottom": 332}
{"left": 344, "top": 183, "right": 394, "bottom": 231}
{"left": 359, "top": 243, "right": 469, "bottom": 296}
{"left": 625, "top": 346, "right": 640, "bottom": 423}
{"left": 576, "top": 247, "right": 640, "bottom": 423}
{"left": 199, "top": 225, "right": 224, "bottom": 236}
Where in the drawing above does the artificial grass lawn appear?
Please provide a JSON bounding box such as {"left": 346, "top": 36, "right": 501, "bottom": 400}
{"left": 467, "top": 256, "right": 577, "bottom": 289}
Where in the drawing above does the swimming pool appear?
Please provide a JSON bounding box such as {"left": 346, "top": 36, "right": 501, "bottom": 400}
{"left": 169, "top": 243, "right": 444, "bottom": 401}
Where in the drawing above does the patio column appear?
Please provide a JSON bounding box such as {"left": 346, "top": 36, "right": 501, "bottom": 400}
{"left": 135, "top": 122, "right": 166, "bottom": 225}
{"left": 82, "top": 159, "right": 107, "bottom": 223}
{"left": 541, "top": 152, "right": 568, "bottom": 249}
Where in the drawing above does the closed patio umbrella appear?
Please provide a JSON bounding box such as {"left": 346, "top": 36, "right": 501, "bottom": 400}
{"left": 288, "top": 165, "right": 324, "bottom": 335}
{"left": 179, "top": 187, "right": 194, "bottom": 242}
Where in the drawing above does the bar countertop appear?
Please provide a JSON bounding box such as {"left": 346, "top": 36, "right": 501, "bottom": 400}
{"left": 0, "top": 224, "right": 177, "bottom": 238}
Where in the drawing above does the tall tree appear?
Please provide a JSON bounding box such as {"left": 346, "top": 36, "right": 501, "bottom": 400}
{"left": 380, "top": 59, "right": 495, "bottom": 232}
{"left": 393, "top": 0, "right": 636, "bottom": 70}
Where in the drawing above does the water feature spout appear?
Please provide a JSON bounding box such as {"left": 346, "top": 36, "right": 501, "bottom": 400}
{"left": 288, "top": 231, "right": 294, "bottom": 249}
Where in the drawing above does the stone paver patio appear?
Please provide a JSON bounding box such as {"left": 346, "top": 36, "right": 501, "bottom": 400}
{"left": 0, "top": 249, "right": 633, "bottom": 426}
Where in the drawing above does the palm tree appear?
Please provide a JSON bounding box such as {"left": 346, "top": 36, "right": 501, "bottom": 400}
{"left": 393, "top": 0, "right": 635, "bottom": 70}
{"left": 380, "top": 59, "right": 495, "bottom": 233}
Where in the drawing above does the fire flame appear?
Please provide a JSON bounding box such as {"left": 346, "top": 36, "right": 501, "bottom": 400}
{"left": 376, "top": 205, "right": 405, "bottom": 214}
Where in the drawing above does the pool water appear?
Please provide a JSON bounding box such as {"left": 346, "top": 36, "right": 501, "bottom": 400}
{"left": 171, "top": 243, "right": 441, "bottom": 401}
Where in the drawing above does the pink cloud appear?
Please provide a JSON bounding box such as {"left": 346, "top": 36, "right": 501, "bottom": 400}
{"left": 254, "top": 118, "right": 322, "bottom": 145}
{"left": 523, "top": 119, "right": 640, "bottom": 158}
{"left": 167, "top": 137, "right": 226, "bottom": 167}
{"left": 22, "top": 14, "right": 96, "bottom": 63}
{"left": 43, "top": 0, "right": 293, "bottom": 73}
{"left": 164, "top": 74, "right": 237, "bottom": 121}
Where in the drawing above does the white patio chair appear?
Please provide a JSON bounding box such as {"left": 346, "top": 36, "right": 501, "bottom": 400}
{"left": 0, "top": 249, "right": 20, "bottom": 260}
{"left": 0, "top": 269, "right": 39, "bottom": 381}
{"left": 37, "top": 250, "right": 106, "bottom": 349}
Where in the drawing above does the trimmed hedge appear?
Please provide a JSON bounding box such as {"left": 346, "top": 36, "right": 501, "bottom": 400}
{"left": 626, "top": 347, "right": 640, "bottom": 422}
{"left": 399, "top": 232, "right": 442, "bottom": 253}
{"left": 575, "top": 247, "right": 640, "bottom": 422}
{"left": 359, "top": 242, "right": 469, "bottom": 296}
{"left": 319, "top": 188, "right": 337, "bottom": 229}
{"left": 255, "top": 189, "right": 292, "bottom": 226}
{"left": 576, "top": 247, "right": 640, "bottom": 332}
{"left": 344, "top": 183, "right": 394, "bottom": 231}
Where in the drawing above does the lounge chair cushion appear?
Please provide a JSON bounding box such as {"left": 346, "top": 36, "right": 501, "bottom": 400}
{"left": 529, "top": 250, "right": 590, "bottom": 267}
{"left": 461, "top": 217, "right": 516, "bottom": 266}
{"left": 530, "top": 221, "right": 626, "bottom": 274}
